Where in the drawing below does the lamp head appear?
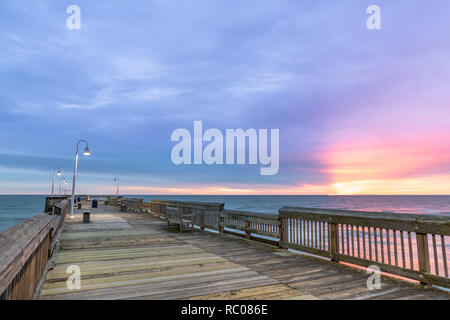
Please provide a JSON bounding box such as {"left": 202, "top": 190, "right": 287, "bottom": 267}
{"left": 83, "top": 146, "right": 91, "bottom": 156}
{"left": 57, "top": 169, "right": 61, "bottom": 176}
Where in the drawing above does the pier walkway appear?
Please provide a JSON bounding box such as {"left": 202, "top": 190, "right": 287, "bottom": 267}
{"left": 38, "top": 204, "right": 449, "bottom": 300}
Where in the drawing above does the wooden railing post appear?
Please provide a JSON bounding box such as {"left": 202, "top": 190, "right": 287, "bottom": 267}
{"left": 416, "top": 233, "right": 431, "bottom": 285}
{"left": 244, "top": 217, "right": 251, "bottom": 239}
{"left": 330, "top": 223, "right": 339, "bottom": 262}
{"left": 200, "top": 209, "right": 205, "bottom": 230}
{"left": 219, "top": 214, "right": 224, "bottom": 233}
{"left": 279, "top": 216, "right": 287, "bottom": 249}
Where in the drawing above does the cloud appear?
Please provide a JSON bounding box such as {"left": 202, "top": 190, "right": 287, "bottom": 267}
{"left": 227, "top": 72, "right": 294, "bottom": 95}
{"left": 1, "top": 1, "right": 450, "bottom": 194}
{"left": 58, "top": 86, "right": 116, "bottom": 109}
{"left": 126, "top": 87, "right": 184, "bottom": 101}
{"left": 0, "top": 33, "right": 44, "bottom": 69}
{"left": 57, "top": 84, "right": 184, "bottom": 110}
{"left": 104, "top": 56, "right": 163, "bottom": 81}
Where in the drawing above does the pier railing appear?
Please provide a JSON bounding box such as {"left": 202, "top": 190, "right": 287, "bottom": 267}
{"left": 105, "top": 196, "right": 122, "bottom": 206}
{"left": 44, "top": 196, "right": 69, "bottom": 213}
{"left": 122, "top": 198, "right": 143, "bottom": 211}
{"left": 150, "top": 199, "right": 224, "bottom": 230}
{"left": 0, "top": 198, "right": 69, "bottom": 300}
{"left": 279, "top": 207, "right": 450, "bottom": 288}
{"left": 104, "top": 197, "right": 449, "bottom": 288}
{"left": 219, "top": 210, "right": 280, "bottom": 246}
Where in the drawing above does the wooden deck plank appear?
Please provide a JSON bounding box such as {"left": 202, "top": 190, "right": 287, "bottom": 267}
{"left": 42, "top": 271, "right": 277, "bottom": 300}
{"left": 42, "top": 265, "right": 248, "bottom": 296}
{"left": 46, "top": 255, "right": 226, "bottom": 279}
{"left": 59, "top": 235, "right": 180, "bottom": 250}
{"left": 131, "top": 278, "right": 280, "bottom": 300}
{"left": 61, "top": 229, "right": 160, "bottom": 240}
{"left": 54, "top": 245, "right": 203, "bottom": 264}
{"left": 186, "top": 284, "right": 317, "bottom": 300}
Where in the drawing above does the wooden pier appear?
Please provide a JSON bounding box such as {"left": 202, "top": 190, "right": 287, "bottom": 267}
{"left": 1, "top": 197, "right": 449, "bottom": 300}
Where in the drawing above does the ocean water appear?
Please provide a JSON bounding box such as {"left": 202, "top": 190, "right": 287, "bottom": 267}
{"left": 131, "top": 195, "right": 450, "bottom": 215}
{"left": 1, "top": 195, "right": 449, "bottom": 233}
{"left": 0, "top": 195, "right": 48, "bottom": 233}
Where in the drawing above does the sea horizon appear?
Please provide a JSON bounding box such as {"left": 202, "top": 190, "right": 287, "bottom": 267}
{"left": 1, "top": 194, "right": 449, "bottom": 233}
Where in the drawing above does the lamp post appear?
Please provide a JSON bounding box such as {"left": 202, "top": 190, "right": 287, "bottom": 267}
{"left": 69, "top": 139, "right": 91, "bottom": 219}
{"left": 51, "top": 167, "right": 61, "bottom": 195}
{"left": 114, "top": 176, "right": 120, "bottom": 196}
{"left": 59, "top": 177, "right": 67, "bottom": 195}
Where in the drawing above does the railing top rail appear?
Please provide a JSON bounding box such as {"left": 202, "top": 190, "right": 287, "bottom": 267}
{"left": 0, "top": 213, "right": 57, "bottom": 294}
{"left": 279, "top": 206, "right": 450, "bottom": 235}
{"left": 221, "top": 209, "right": 278, "bottom": 221}
{"left": 82, "top": 194, "right": 110, "bottom": 197}
{"left": 151, "top": 199, "right": 225, "bottom": 210}
{"left": 46, "top": 196, "right": 70, "bottom": 199}
{"left": 54, "top": 199, "right": 68, "bottom": 210}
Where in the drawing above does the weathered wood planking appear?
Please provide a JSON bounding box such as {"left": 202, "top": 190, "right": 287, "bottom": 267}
{"left": 0, "top": 213, "right": 58, "bottom": 299}
{"left": 60, "top": 235, "right": 179, "bottom": 250}
{"left": 176, "top": 232, "right": 449, "bottom": 300}
{"left": 186, "top": 284, "right": 318, "bottom": 300}
{"left": 54, "top": 246, "right": 208, "bottom": 264}
{"left": 277, "top": 207, "right": 450, "bottom": 288}
{"left": 39, "top": 205, "right": 449, "bottom": 300}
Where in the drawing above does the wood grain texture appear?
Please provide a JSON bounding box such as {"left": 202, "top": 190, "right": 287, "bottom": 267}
{"left": 0, "top": 213, "right": 57, "bottom": 298}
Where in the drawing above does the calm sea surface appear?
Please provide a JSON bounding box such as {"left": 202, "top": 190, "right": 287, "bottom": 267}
{"left": 0, "top": 195, "right": 449, "bottom": 233}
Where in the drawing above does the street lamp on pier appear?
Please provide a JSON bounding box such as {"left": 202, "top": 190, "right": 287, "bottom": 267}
{"left": 51, "top": 167, "right": 61, "bottom": 195}
{"left": 69, "top": 139, "right": 91, "bottom": 219}
{"left": 114, "top": 176, "right": 120, "bottom": 196}
{"left": 59, "top": 177, "right": 67, "bottom": 195}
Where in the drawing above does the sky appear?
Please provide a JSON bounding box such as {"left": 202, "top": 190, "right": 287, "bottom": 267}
{"left": 0, "top": 0, "right": 449, "bottom": 195}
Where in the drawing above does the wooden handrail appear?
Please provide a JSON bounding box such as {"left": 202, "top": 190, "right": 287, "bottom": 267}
{"left": 221, "top": 209, "right": 278, "bottom": 220}
{"left": 150, "top": 200, "right": 225, "bottom": 230}
{"left": 106, "top": 197, "right": 450, "bottom": 288}
{"left": 151, "top": 199, "right": 225, "bottom": 210}
{"left": 44, "top": 196, "right": 69, "bottom": 213}
{"left": 279, "top": 207, "right": 450, "bottom": 235}
{"left": 279, "top": 206, "right": 450, "bottom": 288}
{"left": 0, "top": 198, "right": 69, "bottom": 300}
{"left": 218, "top": 210, "right": 280, "bottom": 246}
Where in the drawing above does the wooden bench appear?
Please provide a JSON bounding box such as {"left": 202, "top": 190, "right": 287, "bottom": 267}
{"left": 166, "top": 206, "right": 195, "bottom": 232}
